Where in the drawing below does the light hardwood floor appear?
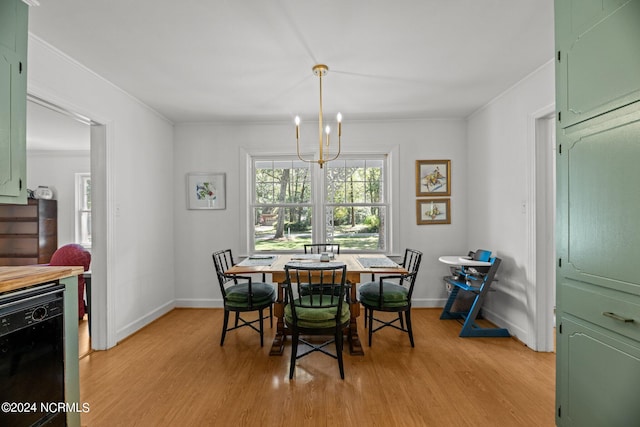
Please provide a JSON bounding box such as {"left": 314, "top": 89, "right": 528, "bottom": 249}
{"left": 79, "top": 316, "right": 91, "bottom": 358}
{"left": 79, "top": 308, "right": 555, "bottom": 426}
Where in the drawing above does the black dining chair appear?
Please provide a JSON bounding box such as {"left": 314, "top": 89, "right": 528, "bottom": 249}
{"left": 359, "top": 248, "right": 422, "bottom": 347}
{"left": 283, "top": 262, "right": 350, "bottom": 379}
{"left": 212, "top": 249, "right": 275, "bottom": 347}
{"left": 303, "top": 243, "right": 341, "bottom": 255}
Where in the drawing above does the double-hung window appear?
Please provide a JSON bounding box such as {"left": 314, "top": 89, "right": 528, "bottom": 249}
{"left": 75, "top": 173, "right": 92, "bottom": 247}
{"left": 249, "top": 155, "right": 389, "bottom": 253}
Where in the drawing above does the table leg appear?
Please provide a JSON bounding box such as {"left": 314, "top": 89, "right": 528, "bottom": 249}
{"left": 269, "top": 283, "right": 286, "bottom": 356}
{"left": 348, "top": 302, "right": 364, "bottom": 355}
{"left": 347, "top": 277, "right": 364, "bottom": 355}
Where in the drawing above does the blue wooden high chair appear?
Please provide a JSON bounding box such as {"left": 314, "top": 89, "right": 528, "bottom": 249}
{"left": 440, "top": 250, "right": 510, "bottom": 337}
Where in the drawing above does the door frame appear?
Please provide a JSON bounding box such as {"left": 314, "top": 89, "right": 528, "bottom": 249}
{"left": 527, "top": 103, "right": 556, "bottom": 352}
{"left": 27, "top": 90, "right": 116, "bottom": 350}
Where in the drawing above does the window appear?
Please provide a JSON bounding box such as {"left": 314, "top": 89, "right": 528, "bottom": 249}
{"left": 75, "top": 173, "right": 91, "bottom": 247}
{"left": 253, "top": 159, "right": 313, "bottom": 251}
{"left": 325, "top": 159, "right": 387, "bottom": 251}
{"left": 250, "top": 156, "right": 389, "bottom": 252}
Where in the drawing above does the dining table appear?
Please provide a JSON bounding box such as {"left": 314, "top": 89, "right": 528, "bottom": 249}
{"left": 225, "top": 253, "right": 408, "bottom": 356}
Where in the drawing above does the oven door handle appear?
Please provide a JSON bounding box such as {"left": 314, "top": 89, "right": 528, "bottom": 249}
{"left": 0, "top": 287, "right": 64, "bottom": 311}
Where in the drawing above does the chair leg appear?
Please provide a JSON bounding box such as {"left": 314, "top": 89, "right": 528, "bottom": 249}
{"left": 220, "top": 310, "right": 230, "bottom": 346}
{"left": 398, "top": 312, "right": 405, "bottom": 330}
{"left": 289, "top": 330, "right": 299, "bottom": 379}
{"left": 269, "top": 304, "right": 273, "bottom": 328}
{"left": 405, "top": 310, "right": 415, "bottom": 347}
{"left": 234, "top": 311, "right": 240, "bottom": 327}
{"left": 368, "top": 308, "right": 374, "bottom": 347}
{"left": 259, "top": 308, "right": 265, "bottom": 347}
{"left": 336, "top": 327, "right": 345, "bottom": 379}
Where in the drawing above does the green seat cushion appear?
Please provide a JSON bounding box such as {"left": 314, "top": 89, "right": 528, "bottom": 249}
{"left": 285, "top": 295, "right": 350, "bottom": 329}
{"left": 225, "top": 282, "right": 275, "bottom": 308}
{"left": 359, "top": 281, "right": 409, "bottom": 308}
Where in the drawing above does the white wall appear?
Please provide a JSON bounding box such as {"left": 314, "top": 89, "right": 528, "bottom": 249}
{"left": 27, "top": 35, "right": 176, "bottom": 346}
{"left": 173, "top": 119, "right": 469, "bottom": 308}
{"left": 466, "top": 60, "right": 555, "bottom": 347}
{"left": 26, "top": 150, "right": 90, "bottom": 246}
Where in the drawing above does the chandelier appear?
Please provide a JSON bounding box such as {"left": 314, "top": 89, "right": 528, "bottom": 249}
{"left": 295, "top": 64, "right": 342, "bottom": 168}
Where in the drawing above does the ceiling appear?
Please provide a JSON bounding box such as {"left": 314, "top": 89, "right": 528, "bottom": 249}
{"left": 26, "top": 0, "right": 554, "bottom": 149}
{"left": 26, "top": 100, "right": 90, "bottom": 151}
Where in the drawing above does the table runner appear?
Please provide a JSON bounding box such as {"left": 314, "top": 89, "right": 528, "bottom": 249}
{"left": 237, "top": 255, "right": 277, "bottom": 266}
{"left": 356, "top": 256, "right": 399, "bottom": 268}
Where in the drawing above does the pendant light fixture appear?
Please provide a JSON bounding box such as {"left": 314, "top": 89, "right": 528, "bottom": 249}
{"left": 294, "top": 64, "right": 342, "bottom": 168}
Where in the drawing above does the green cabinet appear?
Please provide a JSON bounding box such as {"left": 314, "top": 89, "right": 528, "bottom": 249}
{"left": 557, "top": 316, "right": 640, "bottom": 426}
{"left": 555, "top": 0, "right": 640, "bottom": 129}
{"left": 0, "top": 0, "right": 28, "bottom": 204}
{"left": 555, "top": 0, "right": 640, "bottom": 425}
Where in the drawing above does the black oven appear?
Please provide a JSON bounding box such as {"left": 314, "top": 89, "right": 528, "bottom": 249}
{"left": 0, "top": 282, "right": 66, "bottom": 427}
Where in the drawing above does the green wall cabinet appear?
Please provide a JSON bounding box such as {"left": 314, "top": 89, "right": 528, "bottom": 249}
{"left": 555, "top": 0, "right": 640, "bottom": 129}
{"left": 0, "top": 0, "right": 28, "bottom": 204}
{"left": 555, "top": 0, "right": 640, "bottom": 425}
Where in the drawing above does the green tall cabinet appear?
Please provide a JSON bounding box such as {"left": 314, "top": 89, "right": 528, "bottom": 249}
{"left": 0, "top": 0, "right": 28, "bottom": 204}
{"left": 555, "top": 1, "right": 640, "bottom": 426}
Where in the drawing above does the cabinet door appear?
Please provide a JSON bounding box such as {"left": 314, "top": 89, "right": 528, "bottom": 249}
{"left": 555, "top": 0, "right": 640, "bottom": 128}
{"left": 556, "top": 104, "right": 640, "bottom": 297}
{"left": 556, "top": 316, "right": 640, "bottom": 426}
{"left": 0, "top": 0, "right": 27, "bottom": 204}
{"left": 556, "top": 103, "right": 640, "bottom": 426}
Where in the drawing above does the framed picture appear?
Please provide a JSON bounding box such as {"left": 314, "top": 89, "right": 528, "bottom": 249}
{"left": 416, "top": 160, "right": 451, "bottom": 196}
{"left": 186, "top": 172, "right": 226, "bottom": 210}
{"left": 416, "top": 199, "right": 450, "bottom": 225}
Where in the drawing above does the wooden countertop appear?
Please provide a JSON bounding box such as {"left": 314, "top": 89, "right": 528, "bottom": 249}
{"left": 0, "top": 266, "right": 84, "bottom": 294}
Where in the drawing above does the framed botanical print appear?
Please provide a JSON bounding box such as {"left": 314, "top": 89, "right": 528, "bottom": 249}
{"left": 416, "top": 160, "right": 451, "bottom": 196}
{"left": 416, "top": 198, "right": 451, "bottom": 225}
{"left": 186, "top": 172, "right": 226, "bottom": 210}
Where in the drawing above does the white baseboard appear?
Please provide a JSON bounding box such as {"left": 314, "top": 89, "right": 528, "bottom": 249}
{"left": 174, "top": 298, "right": 224, "bottom": 308}
{"left": 116, "top": 300, "right": 175, "bottom": 342}
{"left": 411, "top": 298, "right": 448, "bottom": 308}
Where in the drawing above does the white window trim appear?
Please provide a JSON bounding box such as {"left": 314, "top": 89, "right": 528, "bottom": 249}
{"left": 240, "top": 145, "right": 400, "bottom": 256}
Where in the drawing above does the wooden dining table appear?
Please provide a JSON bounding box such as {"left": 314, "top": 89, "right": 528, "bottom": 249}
{"left": 225, "top": 253, "right": 408, "bottom": 356}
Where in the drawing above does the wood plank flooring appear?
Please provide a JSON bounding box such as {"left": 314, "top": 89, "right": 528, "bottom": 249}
{"left": 79, "top": 308, "right": 555, "bottom": 426}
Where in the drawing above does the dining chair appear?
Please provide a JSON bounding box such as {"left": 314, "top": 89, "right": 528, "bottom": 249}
{"left": 49, "top": 243, "right": 91, "bottom": 320}
{"left": 212, "top": 249, "right": 275, "bottom": 347}
{"left": 359, "top": 248, "right": 422, "bottom": 347}
{"left": 283, "top": 262, "right": 350, "bottom": 379}
{"left": 303, "top": 243, "right": 341, "bottom": 255}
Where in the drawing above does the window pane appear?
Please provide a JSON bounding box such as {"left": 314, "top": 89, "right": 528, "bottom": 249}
{"left": 326, "top": 206, "right": 386, "bottom": 251}
{"left": 326, "top": 159, "right": 384, "bottom": 204}
{"left": 76, "top": 174, "right": 92, "bottom": 247}
{"left": 255, "top": 182, "right": 274, "bottom": 204}
{"left": 82, "top": 176, "right": 91, "bottom": 209}
{"left": 255, "top": 160, "right": 311, "bottom": 203}
{"left": 254, "top": 207, "right": 312, "bottom": 251}
{"left": 79, "top": 211, "right": 92, "bottom": 245}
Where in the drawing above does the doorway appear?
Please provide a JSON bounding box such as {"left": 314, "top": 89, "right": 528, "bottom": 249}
{"left": 26, "top": 95, "right": 94, "bottom": 357}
